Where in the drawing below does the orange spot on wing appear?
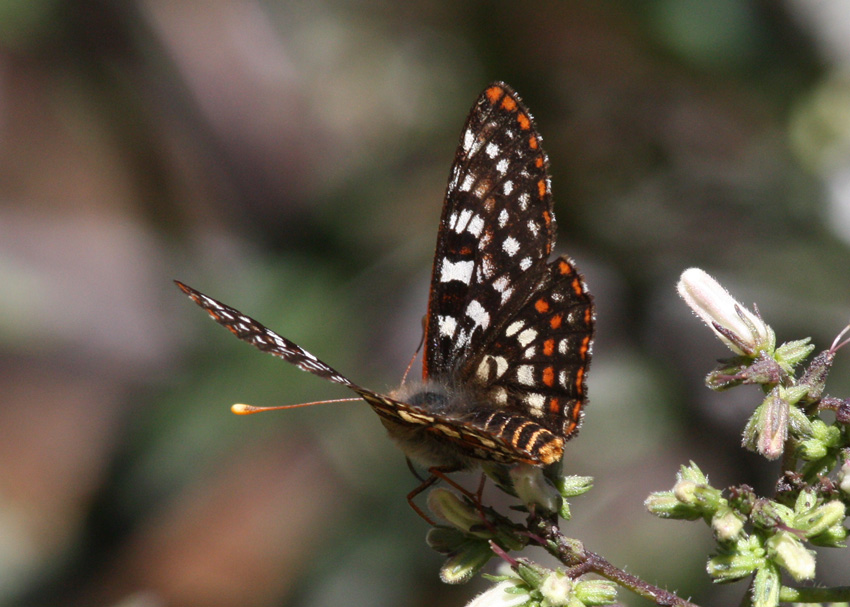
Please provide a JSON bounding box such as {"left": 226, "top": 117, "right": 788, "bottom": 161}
{"left": 542, "top": 367, "right": 555, "bottom": 387}
{"left": 543, "top": 210, "right": 552, "bottom": 227}
{"left": 517, "top": 112, "right": 530, "bottom": 130}
{"left": 543, "top": 338, "right": 555, "bottom": 356}
{"left": 549, "top": 397, "right": 560, "bottom": 415}
{"left": 535, "top": 156, "right": 544, "bottom": 167}
{"left": 550, "top": 314, "right": 563, "bottom": 329}
{"left": 580, "top": 335, "right": 591, "bottom": 357}
{"left": 486, "top": 86, "right": 504, "bottom": 105}
{"left": 535, "top": 298, "right": 550, "bottom": 313}
{"left": 558, "top": 259, "right": 572, "bottom": 275}
{"left": 529, "top": 135, "right": 538, "bottom": 149}
{"left": 501, "top": 95, "right": 517, "bottom": 111}
{"left": 538, "top": 179, "right": 547, "bottom": 198}
{"left": 584, "top": 307, "right": 593, "bottom": 325}
{"left": 572, "top": 277, "right": 584, "bottom": 296}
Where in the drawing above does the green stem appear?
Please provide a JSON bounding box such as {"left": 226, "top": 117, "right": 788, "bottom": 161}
{"left": 779, "top": 585, "right": 850, "bottom": 603}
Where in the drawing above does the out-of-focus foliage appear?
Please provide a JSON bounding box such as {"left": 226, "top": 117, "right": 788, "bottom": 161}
{"left": 0, "top": 2, "right": 848, "bottom": 606}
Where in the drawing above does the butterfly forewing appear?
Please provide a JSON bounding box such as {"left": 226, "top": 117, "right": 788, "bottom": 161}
{"left": 174, "top": 281, "right": 359, "bottom": 389}
{"left": 424, "top": 83, "right": 557, "bottom": 381}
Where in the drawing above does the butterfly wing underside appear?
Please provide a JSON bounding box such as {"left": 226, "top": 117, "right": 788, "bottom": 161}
{"left": 422, "top": 83, "right": 594, "bottom": 463}
{"left": 176, "top": 83, "right": 594, "bottom": 469}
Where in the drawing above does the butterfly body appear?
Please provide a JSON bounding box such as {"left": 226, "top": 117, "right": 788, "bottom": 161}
{"left": 176, "top": 82, "right": 594, "bottom": 472}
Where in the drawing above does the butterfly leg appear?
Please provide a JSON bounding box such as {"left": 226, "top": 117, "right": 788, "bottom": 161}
{"left": 405, "top": 471, "right": 444, "bottom": 525}
{"left": 406, "top": 467, "right": 496, "bottom": 530}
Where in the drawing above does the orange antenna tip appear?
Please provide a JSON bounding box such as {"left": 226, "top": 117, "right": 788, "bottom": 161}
{"left": 232, "top": 403, "right": 258, "bottom": 415}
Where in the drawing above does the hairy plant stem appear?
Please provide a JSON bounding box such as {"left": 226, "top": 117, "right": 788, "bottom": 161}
{"left": 528, "top": 514, "right": 701, "bottom": 607}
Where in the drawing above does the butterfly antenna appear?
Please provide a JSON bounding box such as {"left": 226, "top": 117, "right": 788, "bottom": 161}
{"left": 232, "top": 397, "right": 362, "bottom": 415}
{"left": 400, "top": 315, "right": 428, "bottom": 385}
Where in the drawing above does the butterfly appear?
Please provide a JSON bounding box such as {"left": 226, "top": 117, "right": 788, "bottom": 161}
{"left": 176, "top": 82, "right": 594, "bottom": 477}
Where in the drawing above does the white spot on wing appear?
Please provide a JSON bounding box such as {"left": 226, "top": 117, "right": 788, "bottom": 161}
{"left": 526, "top": 393, "right": 546, "bottom": 416}
{"left": 519, "top": 257, "right": 532, "bottom": 271}
{"left": 502, "top": 237, "right": 520, "bottom": 256}
{"left": 467, "top": 214, "right": 484, "bottom": 237}
{"left": 517, "top": 364, "right": 535, "bottom": 386}
{"left": 503, "top": 180, "right": 514, "bottom": 195}
{"left": 518, "top": 328, "right": 537, "bottom": 347}
{"left": 465, "top": 299, "right": 490, "bottom": 330}
{"left": 460, "top": 175, "right": 474, "bottom": 192}
{"left": 498, "top": 208, "right": 509, "bottom": 227}
{"left": 506, "top": 320, "right": 524, "bottom": 336}
{"left": 454, "top": 209, "right": 473, "bottom": 233}
{"left": 485, "top": 142, "right": 499, "bottom": 158}
{"left": 440, "top": 259, "right": 474, "bottom": 284}
{"left": 518, "top": 193, "right": 529, "bottom": 210}
{"left": 438, "top": 315, "right": 457, "bottom": 337}
{"left": 462, "top": 129, "right": 475, "bottom": 153}
{"left": 496, "top": 158, "right": 509, "bottom": 175}
{"left": 480, "top": 257, "right": 495, "bottom": 279}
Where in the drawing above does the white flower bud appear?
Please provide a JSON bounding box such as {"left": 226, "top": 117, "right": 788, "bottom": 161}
{"left": 677, "top": 268, "right": 773, "bottom": 355}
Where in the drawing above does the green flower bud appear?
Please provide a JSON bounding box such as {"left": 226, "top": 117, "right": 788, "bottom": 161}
{"left": 706, "top": 536, "right": 765, "bottom": 582}
{"left": 572, "top": 579, "right": 618, "bottom": 606}
{"left": 711, "top": 506, "right": 746, "bottom": 542}
{"left": 554, "top": 475, "right": 594, "bottom": 498}
{"left": 678, "top": 461, "right": 709, "bottom": 485}
{"left": 644, "top": 490, "right": 701, "bottom": 520}
{"left": 807, "top": 520, "right": 848, "bottom": 547}
{"left": 428, "top": 488, "right": 481, "bottom": 533}
{"left": 539, "top": 570, "right": 572, "bottom": 606}
{"left": 706, "top": 552, "right": 762, "bottom": 582}
{"left": 673, "top": 479, "right": 698, "bottom": 504}
{"left": 795, "top": 497, "right": 846, "bottom": 540}
{"left": 766, "top": 531, "right": 816, "bottom": 581}
{"left": 514, "top": 558, "right": 549, "bottom": 588}
{"left": 510, "top": 463, "right": 561, "bottom": 514}
{"left": 440, "top": 539, "right": 494, "bottom": 584}
{"left": 751, "top": 563, "right": 780, "bottom": 607}
{"left": 743, "top": 389, "right": 788, "bottom": 460}
{"left": 793, "top": 489, "right": 817, "bottom": 514}
{"left": 750, "top": 499, "right": 794, "bottom": 529}
{"left": 775, "top": 339, "right": 815, "bottom": 371}
{"left": 797, "top": 438, "right": 827, "bottom": 461}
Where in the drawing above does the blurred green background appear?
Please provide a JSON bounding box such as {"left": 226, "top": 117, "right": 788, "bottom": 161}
{"left": 1, "top": 1, "right": 849, "bottom": 606}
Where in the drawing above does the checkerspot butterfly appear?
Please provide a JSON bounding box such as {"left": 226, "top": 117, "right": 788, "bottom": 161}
{"left": 176, "top": 82, "right": 594, "bottom": 472}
